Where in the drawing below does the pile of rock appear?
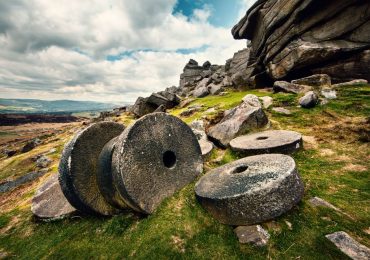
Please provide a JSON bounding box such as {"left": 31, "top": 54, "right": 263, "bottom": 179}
{"left": 232, "top": 0, "right": 370, "bottom": 85}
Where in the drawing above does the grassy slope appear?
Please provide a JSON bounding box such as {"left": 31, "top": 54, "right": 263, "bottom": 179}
{"left": 0, "top": 85, "right": 369, "bottom": 259}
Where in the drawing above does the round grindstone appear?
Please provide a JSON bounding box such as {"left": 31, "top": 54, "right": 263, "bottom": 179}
{"left": 59, "top": 122, "right": 125, "bottom": 215}
{"left": 32, "top": 174, "right": 76, "bottom": 220}
{"left": 112, "top": 112, "right": 203, "bottom": 214}
{"left": 230, "top": 130, "right": 302, "bottom": 155}
{"left": 194, "top": 154, "right": 304, "bottom": 225}
{"left": 97, "top": 137, "right": 127, "bottom": 210}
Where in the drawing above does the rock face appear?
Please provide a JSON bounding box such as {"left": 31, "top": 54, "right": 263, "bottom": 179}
{"left": 112, "top": 113, "right": 203, "bottom": 214}
{"left": 326, "top": 231, "right": 370, "bottom": 260}
{"left": 32, "top": 174, "right": 76, "bottom": 220}
{"left": 230, "top": 130, "right": 302, "bottom": 155}
{"left": 195, "top": 154, "right": 304, "bottom": 225}
{"left": 232, "top": 0, "right": 370, "bottom": 84}
{"left": 130, "top": 87, "right": 181, "bottom": 118}
{"left": 207, "top": 94, "right": 268, "bottom": 147}
{"left": 226, "top": 48, "right": 250, "bottom": 87}
{"left": 234, "top": 225, "right": 270, "bottom": 246}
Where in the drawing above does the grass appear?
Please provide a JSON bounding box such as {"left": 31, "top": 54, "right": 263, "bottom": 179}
{"left": 0, "top": 85, "right": 369, "bottom": 259}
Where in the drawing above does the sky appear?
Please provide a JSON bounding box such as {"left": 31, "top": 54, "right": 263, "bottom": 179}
{"left": 0, "top": 0, "right": 255, "bottom": 104}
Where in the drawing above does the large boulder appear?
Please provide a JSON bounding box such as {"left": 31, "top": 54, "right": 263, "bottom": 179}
{"left": 207, "top": 94, "right": 268, "bottom": 147}
{"left": 299, "top": 91, "right": 318, "bottom": 108}
{"left": 291, "top": 74, "right": 331, "bottom": 89}
{"left": 195, "top": 154, "right": 304, "bottom": 225}
{"left": 273, "top": 81, "right": 311, "bottom": 94}
{"left": 232, "top": 0, "right": 370, "bottom": 84}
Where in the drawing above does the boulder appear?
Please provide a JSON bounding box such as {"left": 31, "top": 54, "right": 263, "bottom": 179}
{"left": 35, "top": 155, "right": 52, "bottom": 168}
{"left": 333, "top": 79, "right": 368, "bottom": 88}
{"left": 202, "top": 61, "right": 211, "bottom": 69}
{"left": 234, "top": 225, "right": 270, "bottom": 246}
{"left": 291, "top": 74, "right": 331, "bottom": 88}
{"left": 196, "top": 77, "right": 211, "bottom": 89}
{"left": 4, "top": 149, "right": 17, "bottom": 157}
{"left": 230, "top": 130, "right": 302, "bottom": 155}
{"left": 22, "top": 138, "right": 41, "bottom": 153}
{"left": 0, "top": 169, "right": 48, "bottom": 193}
{"left": 273, "top": 81, "right": 311, "bottom": 94}
{"left": 179, "top": 59, "right": 206, "bottom": 89}
{"left": 232, "top": 0, "right": 370, "bottom": 84}
{"left": 299, "top": 91, "right": 318, "bottom": 108}
{"left": 321, "top": 89, "right": 337, "bottom": 99}
{"left": 130, "top": 97, "right": 157, "bottom": 118}
{"left": 154, "top": 104, "right": 166, "bottom": 113}
{"left": 193, "top": 86, "right": 209, "bottom": 98}
{"left": 207, "top": 94, "right": 268, "bottom": 147}
{"left": 208, "top": 83, "right": 223, "bottom": 95}
{"left": 326, "top": 231, "right": 370, "bottom": 260}
{"left": 260, "top": 96, "right": 273, "bottom": 109}
{"left": 272, "top": 107, "right": 291, "bottom": 115}
{"left": 195, "top": 154, "right": 304, "bottom": 225}
{"left": 32, "top": 174, "right": 76, "bottom": 220}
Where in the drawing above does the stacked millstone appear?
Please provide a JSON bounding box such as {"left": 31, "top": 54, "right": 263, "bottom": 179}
{"left": 32, "top": 113, "right": 203, "bottom": 219}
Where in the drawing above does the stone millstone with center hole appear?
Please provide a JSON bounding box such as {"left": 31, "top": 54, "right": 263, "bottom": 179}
{"left": 230, "top": 130, "right": 302, "bottom": 155}
{"left": 59, "top": 122, "right": 125, "bottom": 215}
{"left": 112, "top": 112, "right": 203, "bottom": 214}
{"left": 194, "top": 154, "right": 304, "bottom": 225}
{"left": 31, "top": 173, "right": 76, "bottom": 220}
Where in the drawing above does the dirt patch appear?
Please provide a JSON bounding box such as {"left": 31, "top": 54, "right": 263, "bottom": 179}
{"left": 343, "top": 164, "right": 367, "bottom": 172}
{"left": 302, "top": 135, "right": 318, "bottom": 149}
{"left": 171, "top": 235, "right": 185, "bottom": 253}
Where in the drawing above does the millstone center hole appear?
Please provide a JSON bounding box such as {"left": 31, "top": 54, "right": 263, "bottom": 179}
{"left": 256, "top": 136, "right": 268, "bottom": 140}
{"left": 232, "top": 165, "right": 248, "bottom": 174}
{"left": 163, "top": 150, "right": 177, "bottom": 168}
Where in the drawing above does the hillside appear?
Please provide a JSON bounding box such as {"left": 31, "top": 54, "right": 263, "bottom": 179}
{"left": 0, "top": 84, "right": 369, "bottom": 259}
{"left": 0, "top": 99, "right": 119, "bottom": 114}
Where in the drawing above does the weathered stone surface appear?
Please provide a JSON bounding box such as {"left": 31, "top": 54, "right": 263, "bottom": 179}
{"left": 326, "top": 231, "right": 370, "bottom": 260}
{"left": 32, "top": 174, "right": 76, "bottom": 220}
{"left": 59, "top": 122, "right": 125, "bottom": 215}
{"left": 130, "top": 97, "right": 157, "bottom": 118}
{"left": 272, "top": 107, "right": 291, "bottom": 115}
{"left": 207, "top": 94, "right": 268, "bottom": 147}
{"left": 112, "top": 113, "right": 203, "bottom": 214}
{"left": 234, "top": 225, "right": 270, "bottom": 246}
{"left": 260, "top": 96, "right": 273, "bottom": 109}
{"left": 0, "top": 169, "right": 48, "bottom": 193}
{"left": 299, "top": 91, "right": 318, "bottom": 108}
{"left": 154, "top": 104, "right": 166, "bottom": 113}
{"left": 232, "top": 0, "right": 370, "bottom": 84}
{"left": 230, "top": 130, "right": 302, "bottom": 155}
{"left": 309, "top": 197, "right": 353, "bottom": 219}
{"left": 291, "top": 74, "right": 331, "bottom": 88}
{"left": 190, "top": 120, "right": 214, "bottom": 158}
{"left": 208, "top": 83, "right": 223, "bottom": 95}
{"left": 273, "top": 81, "right": 311, "bottom": 94}
{"left": 193, "top": 86, "right": 209, "bottom": 98}
{"left": 195, "top": 154, "right": 304, "bottom": 225}
{"left": 333, "top": 79, "right": 368, "bottom": 88}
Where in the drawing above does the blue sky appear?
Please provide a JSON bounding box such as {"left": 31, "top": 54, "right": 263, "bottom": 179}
{"left": 0, "top": 0, "right": 254, "bottom": 103}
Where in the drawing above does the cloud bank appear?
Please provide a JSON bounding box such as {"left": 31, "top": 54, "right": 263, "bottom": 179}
{"left": 0, "top": 0, "right": 253, "bottom": 103}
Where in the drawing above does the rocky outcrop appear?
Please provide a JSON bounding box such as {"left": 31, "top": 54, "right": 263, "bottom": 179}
{"left": 232, "top": 0, "right": 370, "bottom": 85}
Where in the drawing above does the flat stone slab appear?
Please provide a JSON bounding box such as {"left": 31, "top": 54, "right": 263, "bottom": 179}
{"left": 112, "top": 113, "right": 203, "bottom": 214}
{"left": 230, "top": 130, "right": 302, "bottom": 155}
{"left": 234, "top": 225, "right": 270, "bottom": 246}
{"left": 32, "top": 174, "right": 76, "bottom": 220}
{"left": 326, "top": 231, "right": 370, "bottom": 260}
{"left": 59, "top": 122, "right": 125, "bottom": 215}
{"left": 195, "top": 154, "right": 304, "bottom": 225}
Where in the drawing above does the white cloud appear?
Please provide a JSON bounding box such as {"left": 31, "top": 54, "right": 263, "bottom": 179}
{"left": 0, "top": 0, "right": 250, "bottom": 103}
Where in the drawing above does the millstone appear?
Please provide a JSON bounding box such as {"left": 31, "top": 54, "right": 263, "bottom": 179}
{"left": 195, "top": 154, "right": 304, "bottom": 225}
{"left": 112, "top": 112, "right": 203, "bottom": 214}
{"left": 230, "top": 130, "right": 302, "bottom": 155}
{"left": 59, "top": 122, "right": 125, "bottom": 215}
{"left": 32, "top": 174, "right": 76, "bottom": 220}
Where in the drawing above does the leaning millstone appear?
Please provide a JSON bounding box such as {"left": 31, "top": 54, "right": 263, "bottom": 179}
{"left": 195, "top": 154, "right": 304, "bottom": 225}
{"left": 326, "top": 231, "right": 370, "bottom": 260}
{"left": 112, "top": 113, "right": 203, "bottom": 214}
{"left": 32, "top": 174, "right": 76, "bottom": 220}
{"left": 59, "top": 122, "right": 125, "bottom": 215}
{"left": 234, "top": 225, "right": 270, "bottom": 246}
{"left": 230, "top": 130, "right": 302, "bottom": 155}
